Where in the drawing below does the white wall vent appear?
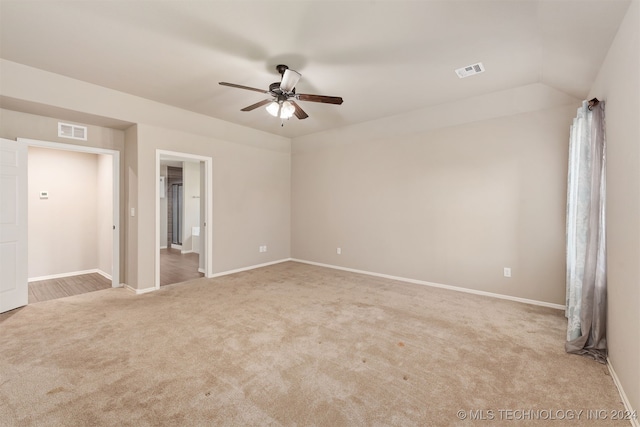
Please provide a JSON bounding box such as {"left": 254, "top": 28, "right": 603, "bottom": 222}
{"left": 455, "top": 62, "right": 485, "bottom": 78}
{"left": 58, "top": 122, "right": 87, "bottom": 141}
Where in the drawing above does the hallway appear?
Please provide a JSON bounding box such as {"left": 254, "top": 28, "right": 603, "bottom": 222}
{"left": 160, "top": 247, "right": 203, "bottom": 286}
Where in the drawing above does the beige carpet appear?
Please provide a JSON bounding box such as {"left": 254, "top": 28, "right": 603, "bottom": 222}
{"left": 0, "top": 261, "right": 628, "bottom": 426}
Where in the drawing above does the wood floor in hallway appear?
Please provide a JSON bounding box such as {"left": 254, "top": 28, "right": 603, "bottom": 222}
{"left": 29, "top": 273, "right": 111, "bottom": 304}
{"left": 160, "top": 247, "right": 203, "bottom": 286}
{"left": 28, "top": 249, "right": 203, "bottom": 303}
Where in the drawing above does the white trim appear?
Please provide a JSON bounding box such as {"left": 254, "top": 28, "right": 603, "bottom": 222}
{"left": 124, "top": 259, "right": 290, "bottom": 294}
{"left": 171, "top": 244, "right": 182, "bottom": 250}
{"left": 19, "top": 138, "right": 118, "bottom": 156}
{"left": 209, "top": 259, "right": 292, "bottom": 278}
{"left": 197, "top": 267, "right": 205, "bottom": 274}
{"left": 124, "top": 284, "right": 156, "bottom": 295}
{"left": 180, "top": 250, "right": 194, "bottom": 255}
{"left": 607, "top": 358, "right": 640, "bottom": 427}
{"left": 291, "top": 259, "right": 566, "bottom": 310}
{"left": 29, "top": 269, "right": 106, "bottom": 283}
{"left": 160, "top": 245, "right": 168, "bottom": 250}
{"left": 18, "top": 137, "right": 120, "bottom": 290}
{"left": 96, "top": 269, "right": 112, "bottom": 281}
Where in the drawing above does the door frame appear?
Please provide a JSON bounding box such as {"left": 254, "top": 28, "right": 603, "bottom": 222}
{"left": 18, "top": 138, "right": 121, "bottom": 288}
{"left": 156, "top": 150, "right": 213, "bottom": 289}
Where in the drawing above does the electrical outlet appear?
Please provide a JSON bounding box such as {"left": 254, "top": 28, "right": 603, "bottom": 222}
{"left": 504, "top": 267, "right": 511, "bottom": 278}
{"left": 337, "top": 247, "right": 341, "bottom": 255}
{"left": 263, "top": 245, "right": 267, "bottom": 252}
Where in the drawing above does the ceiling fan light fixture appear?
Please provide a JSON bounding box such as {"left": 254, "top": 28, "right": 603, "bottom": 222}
{"left": 280, "top": 101, "right": 295, "bottom": 119}
{"left": 266, "top": 100, "right": 295, "bottom": 119}
{"left": 220, "top": 64, "right": 342, "bottom": 122}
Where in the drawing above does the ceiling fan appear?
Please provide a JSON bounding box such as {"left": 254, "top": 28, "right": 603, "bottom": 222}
{"left": 219, "top": 64, "right": 343, "bottom": 121}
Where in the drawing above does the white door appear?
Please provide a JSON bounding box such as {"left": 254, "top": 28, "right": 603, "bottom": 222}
{"left": 0, "top": 138, "right": 28, "bottom": 313}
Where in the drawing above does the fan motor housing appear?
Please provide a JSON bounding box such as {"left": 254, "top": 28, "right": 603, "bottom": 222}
{"left": 269, "top": 82, "right": 295, "bottom": 100}
{"left": 269, "top": 82, "right": 281, "bottom": 94}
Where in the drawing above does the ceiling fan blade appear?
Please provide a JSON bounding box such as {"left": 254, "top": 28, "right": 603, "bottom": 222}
{"left": 291, "top": 101, "right": 308, "bottom": 120}
{"left": 279, "top": 69, "right": 301, "bottom": 93}
{"left": 241, "top": 99, "right": 272, "bottom": 111}
{"left": 296, "top": 94, "right": 343, "bottom": 105}
{"left": 219, "top": 82, "right": 268, "bottom": 94}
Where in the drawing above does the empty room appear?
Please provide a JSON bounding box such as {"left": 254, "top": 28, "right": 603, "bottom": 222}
{"left": 0, "top": 0, "right": 638, "bottom": 425}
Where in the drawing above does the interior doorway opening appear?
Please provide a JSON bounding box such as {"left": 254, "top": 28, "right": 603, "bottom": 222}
{"left": 156, "top": 150, "right": 212, "bottom": 289}
{"left": 19, "top": 138, "right": 120, "bottom": 302}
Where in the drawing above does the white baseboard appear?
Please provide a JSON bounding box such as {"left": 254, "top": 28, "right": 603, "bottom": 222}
{"left": 171, "top": 244, "right": 182, "bottom": 250}
{"left": 209, "top": 258, "right": 292, "bottom": 279}
{"left": 290, "top": 259, "right": 566, "bottom": 310}
{"left": 123, "top": 259, "right": 291, "bottom": 295}
{"left": 29, "top": 269, "right": 109, "bottom": 283}
{"left": 607, "top": 358, "right": 639, "bottom": 427}
{"left": 126, "top": 257, "right": 565, "bottom": 311}
{"left": 198, "top": 268, "right": 205, "bottom": 274}
{"left": 159, "top": 245, "right": 168, "bottom": 250}
{"left": 181, "top": 249, "right": 194, "bottom": 255}
{"left": 124, "top": 284, "right": 156, "bottom": 295}
{"left": 96, "top": 269, "right": 112, "bottom": 281}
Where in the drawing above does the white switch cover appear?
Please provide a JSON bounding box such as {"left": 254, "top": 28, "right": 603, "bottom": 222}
{"left": 504, "top": 267, "right": 511, "bottom": 277}
{"left": 39, "top": 191, "right": 49, "bottom": 199}
{"left": 337, "top": 248, "right": 342, "bottom": 255}
{"left": 130, "top": 208, "right": 135, "bottom": 217}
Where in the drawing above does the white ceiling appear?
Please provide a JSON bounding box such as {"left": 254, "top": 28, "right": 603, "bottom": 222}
{"left": 0, "top": 0, "right": 631, "bottom": 138}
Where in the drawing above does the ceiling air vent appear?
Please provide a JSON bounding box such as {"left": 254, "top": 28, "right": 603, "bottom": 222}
{"left": 455, "top": 62, "right": 485, "bottom": 78}
{"left": 58, "top": 122, "right": 87, "bottom": 141}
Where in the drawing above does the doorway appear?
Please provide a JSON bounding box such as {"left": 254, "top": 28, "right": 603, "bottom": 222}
{"left": 20, "top": 138, "right": 120, "bottom": 297}
{"left": 156, "top": 150, "right": 212, "bottom": 289}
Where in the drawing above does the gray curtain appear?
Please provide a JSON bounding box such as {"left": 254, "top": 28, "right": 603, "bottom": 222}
{"left": 565, "top": 100, "right": 607, "bottom": 362}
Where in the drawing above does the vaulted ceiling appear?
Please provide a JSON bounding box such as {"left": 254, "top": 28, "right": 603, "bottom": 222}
{"left": 0, "top": 0, "right": 632, "bottom": 138}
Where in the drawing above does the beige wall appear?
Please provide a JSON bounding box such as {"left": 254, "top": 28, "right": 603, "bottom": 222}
{"left": 124, "top": 126, "right": 139, "bottom": 287}
{"left": 183, "top": 160, "right": 200, "bottom": 253}
{"left": 588, "top": 0, "right": 640, "bottom": 416}
{"left": 130, "top": 124, "right": 291, "bottom": 289}
{"left": 0, "top": 108, "right": 125, "bottom": 153}
{"left": 292, "top": 102, "right": 576, "bottom": 305}
{"left": 27, "top": 147, "right": 104, "bottom": 278}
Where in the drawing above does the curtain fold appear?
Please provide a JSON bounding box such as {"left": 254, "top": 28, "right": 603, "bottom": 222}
{"left": 565, "top": 100, "right": 607, "bottom": 363}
